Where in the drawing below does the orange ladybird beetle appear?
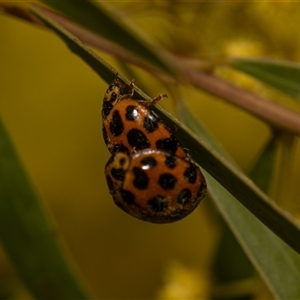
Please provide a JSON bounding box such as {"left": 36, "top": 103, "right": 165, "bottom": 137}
{"left": 105, "top": 149, "right": 206, "bottom": 224}
{"left": 102, "top": 77, "right": 188, "bottom": 159}
{"left": 102, "top": 76, "right": 207, "bottom": 223}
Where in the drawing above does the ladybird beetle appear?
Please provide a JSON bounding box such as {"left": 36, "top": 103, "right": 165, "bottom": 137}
{"left": 102, "top": 77, "right": 188, "bottom": 159}
{"left": 105, "top": 149, "right": 206, "bottom": 223}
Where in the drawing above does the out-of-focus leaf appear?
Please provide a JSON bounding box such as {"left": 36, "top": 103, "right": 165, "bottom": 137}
{"left": 231, "top": 57, "right": 300, "bottom": 99}
{"left": 38, "top": 1, "right": 175, "bottom": 75}
{"left": 31, "top": 5, "right": 300, "bottom": 256}
{"left": 247, "top": 135, "right": 278, "bottom": 192}
{"left": 212, "top": 222, "right": 255, "bottom": 300}
{"left": 209, "top": 175, "right": 300, "bottom": 300}
{"left": 176, "top": 103, "right": 300, "bottom": 299}
{"left": 0, "top": 118, "right": 90, "bottom": 299}
{"left": 211, "top": 136, "right": 277, "bottom": 299}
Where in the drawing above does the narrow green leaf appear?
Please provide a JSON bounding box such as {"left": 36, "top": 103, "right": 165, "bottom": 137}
{"left": 231, "top": 57, "right": 300, "bottom": 99}
{"left": 0, "top": 118, "right": 89, "bottom": 299}
{"left": 38, "top": 0, "right": 175, "bottom": 75}
{"left": 248, "top": 135, "right": 277, "bottom": 192}
{"left": 212, "top": 222, "right": 255, "bottom": 300}
{"left": 177, "top": 104, "right": 300, "bottom": 299}
{"left": 211, "top": 136, "right": 277, "bottom": 299}
{"left": 171, "top": 104, "right": 300, "bottom": 255}
{"left": 209, "top": 176, "right": 300, "bottom": 300}
{"left": 31, "top": 6, "right": 300, "bottom": 256}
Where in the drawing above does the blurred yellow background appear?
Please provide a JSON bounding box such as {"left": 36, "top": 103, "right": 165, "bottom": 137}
{"left": 1, "top": 2, "right": 300, "bottom": 299}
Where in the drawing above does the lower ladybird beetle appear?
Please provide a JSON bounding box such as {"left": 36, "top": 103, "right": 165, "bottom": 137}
{"left": 105, "top": 149, "right": 207, "bottom": 224}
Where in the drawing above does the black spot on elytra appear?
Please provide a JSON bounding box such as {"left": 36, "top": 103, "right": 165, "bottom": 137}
{"left": 156, "top": 135, "right": 178, "bottom": 155}
{"left": 133, "top": 167, "right": 149, "bottom": 190}
{"left": 109, "top": 110, "right": 124, "bottom": 136}
{"left": 102, "top": 125, "right": 109, "bottom": 147}
{"left": 164, "top": 153, "right": 177, "bottom": 169}
{"left": 184, "top": 164, "right": 197, "bottom": 184}
{"left": 109, "top": 92, "right": 117, "bottom": 102}
{"left": 127, "top": 128, "right": 150, "bottom": 150}
{"left": 148, "top": 196, "right": 169, "bottom": 212}
{"left": 111, "top": 168, "right": 125, "bottom": 181}
{"left": 106, "top": 175, "right": 115, "bottom": 192}
{"left": 102, "top": 101, "right": 114, "bottom": 119}
{"left": 140, "top": 156, "right": 157, "bottom": 169}
{"left": 177, "top": 188, "right": 192, "bottom": 205}
{"left": 112, "top": 144, "right": 129, "bottom": 154}
{"left": 126, "top": 105, "right": 139, "bottom": 121}
{"left": 144, "top": 112, "right": 160, "bottom": 133}
{"left": 158, "top": 173, "right": 177, "bottom": 190}
{"left": 121, "top": 189, "right": 135, "bottom": 204}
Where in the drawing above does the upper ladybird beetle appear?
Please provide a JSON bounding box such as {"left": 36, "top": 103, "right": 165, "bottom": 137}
{"left": 102, "top": 77, "right": 188, "bottom": 159}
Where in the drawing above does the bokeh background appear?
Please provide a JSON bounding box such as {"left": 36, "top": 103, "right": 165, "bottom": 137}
{"left": 1, "top": 2, "right": 300, "bottom": 299}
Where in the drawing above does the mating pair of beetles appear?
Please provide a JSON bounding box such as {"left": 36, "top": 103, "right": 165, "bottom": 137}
{"left": 102, "top": 76, "right": 206, "bottom": 224}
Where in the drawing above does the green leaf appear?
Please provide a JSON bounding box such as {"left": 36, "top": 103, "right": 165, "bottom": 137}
{"left": 31, "top": 5, "right": 300, "bottom": 256}
{"left": 0, "top": 117, "right": 89, "bottom": 299}
{"left": 209, "top": 175, "right": 300, "bottom": 299}
{"left": 231, "top": 57, "right": 300, "bottom": 99}
{"left": 212, "top": 222, "right": 255, "bottom": 299}
{"left": 38, "top": 0, "right": 175, "bottom": 75}
{"left": 176, "top": 104, "right": 300, "bottom": 299}
{"left": 211, "top": 136, "right": 277, "bottom": 299}
{"left": 247, "top": 135, "right": 277, "bottom": 192}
